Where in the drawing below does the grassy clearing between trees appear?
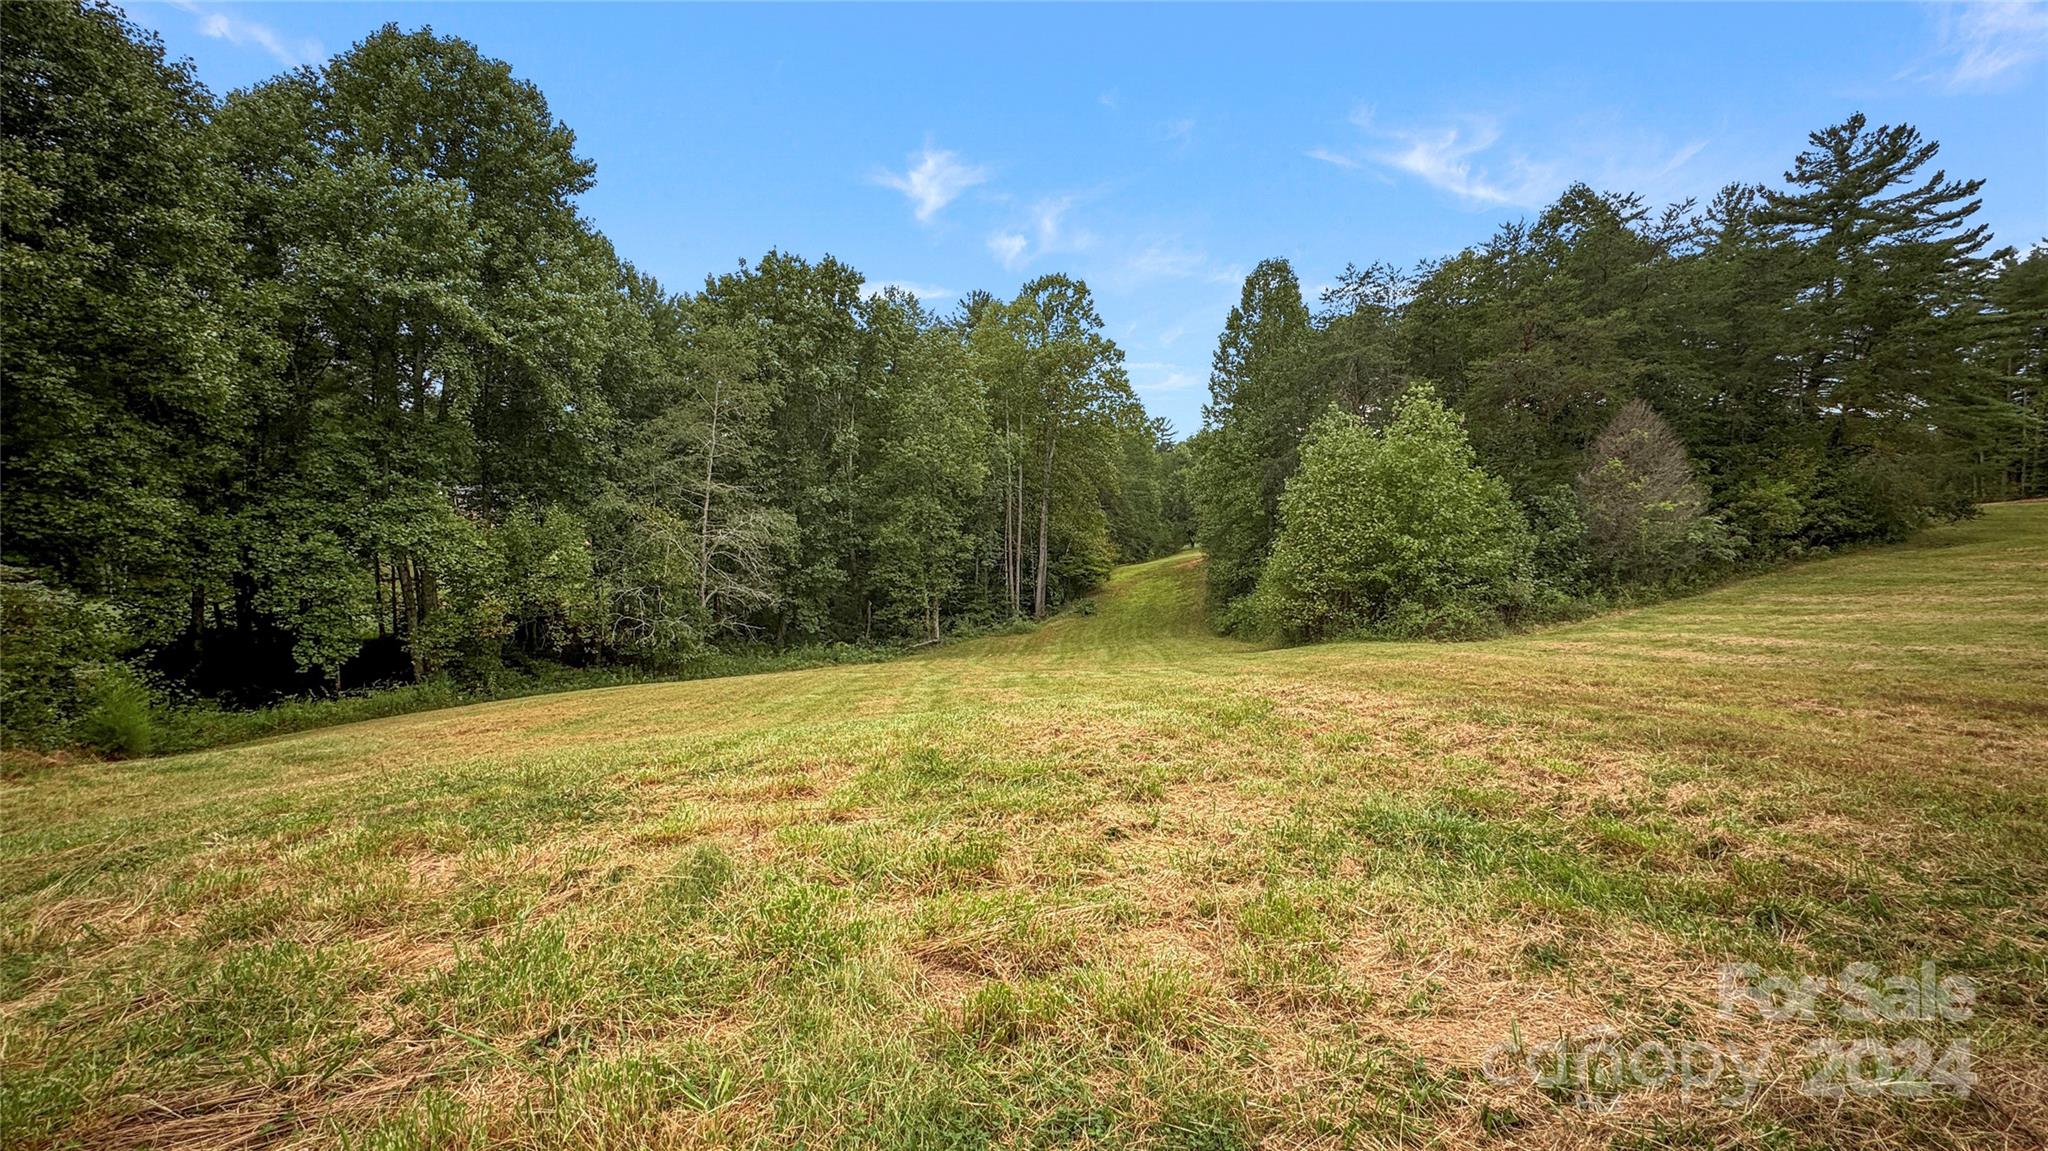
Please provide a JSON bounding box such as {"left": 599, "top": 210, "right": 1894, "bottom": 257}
{"left": 2, "top": 505, "right": 2044, "bottom": 1150}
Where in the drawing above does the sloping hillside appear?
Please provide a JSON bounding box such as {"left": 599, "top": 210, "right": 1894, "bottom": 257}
{"left": 4, "top": 506, "right": 2044, "bottom": 1149}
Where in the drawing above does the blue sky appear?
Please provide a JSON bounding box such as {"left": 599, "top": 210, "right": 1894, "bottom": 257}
{"left": 136, "top": 2, "right": 2047, "bottom": 437}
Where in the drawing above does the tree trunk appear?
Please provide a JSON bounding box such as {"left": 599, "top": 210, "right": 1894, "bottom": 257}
{"left": 1000, "top": 432, "right": 1013, "bottom": 616}
{"left": 418, "top": 560, "right": 439, "bottom": 620}
{"left": 396, "top": 555, "right": 422, "bottom": 681}
{"left": 1011, "top": 448, "right": 1025, "bottom": 615}
{"left": 699, "top": 379, "right": 722, "bottom": 615}
{"left": 1034, "top": 433, "right": 1055, "bottom": 618}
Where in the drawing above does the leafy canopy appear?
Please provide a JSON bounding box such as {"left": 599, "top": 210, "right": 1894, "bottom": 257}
{"left": 1246, "top": 386, "right": 1534, "bottom": 640}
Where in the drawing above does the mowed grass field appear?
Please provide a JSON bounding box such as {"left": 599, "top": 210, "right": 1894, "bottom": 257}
{"left": 4, "top": 506, "right": 2045, "bottom": 1150}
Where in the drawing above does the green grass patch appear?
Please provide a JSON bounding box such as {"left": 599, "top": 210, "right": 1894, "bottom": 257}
{"left": 2, "top": 507, "right": 2044, "bottom": 1147}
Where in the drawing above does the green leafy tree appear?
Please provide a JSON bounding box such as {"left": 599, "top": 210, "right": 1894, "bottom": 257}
{"left": 1105, "top": 416, "right": 1182, "bottom": 562}
{"left": 243, "top": 515, "right": 375, "bottom": 686}
{"left": 975, "top": 276, "right": 1134, "bottom": 618}
{"left": 498, "top": 506, "right": 597, "bottom": 660}
{"left": 1, "top": 1, "right": 234, "bottom": 639}
{"left": 1248, "top": 387, "right": 1534, "bottom": 640}
{"left": 587, "top": 496, "right": 705, "bottom": 662}
{"left": 619, "top": 309, "right": 791, "bottom": 639}
{"left": 698, "top": 251, "right": 867, "bottom": 640}
{"left": 968, "top": 291, "right": 1034, "bottom": 617}
{"left": 1156, "top": 438, "right": 1198, "bottom": 555}
{"left": 0, "top": 567, "right": 122, "bottom": 748}
{"left": 200, "top": 23, "right": 626, "bottom": 682}
{"left": 862, "top": 292, "right": 990, "bottom": 639}
{"left": 1313, "top": 261, "right": 1411, "bottom": 419}
{"left": 405, "top": 507, "right": 513, "bottom": 686}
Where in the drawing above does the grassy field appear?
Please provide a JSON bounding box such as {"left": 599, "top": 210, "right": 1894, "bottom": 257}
{"left": 3, "top": 505, "right": 2044, "bottom": 1150}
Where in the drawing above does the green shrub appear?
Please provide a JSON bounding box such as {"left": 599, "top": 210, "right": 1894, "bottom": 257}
{"left": 1523, "top": 485, "right": 1593, "bottom": 596}
{"left": 1800, "top": 433, "right": 1937, "bottom": 550}
{"left": 1244, "top": 386, "right": 1535, "bottom": 641}
{"left": 0, "top": 567, "right": 122, "bottom": 749}
{"left": 1722, "top": 470, "right": 1809, "bottom": 560}
{"left": 74, "top": 664, "right": 153, "bottom": 758}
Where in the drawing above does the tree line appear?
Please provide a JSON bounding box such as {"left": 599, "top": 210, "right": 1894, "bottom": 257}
{"left": 7, "top": 3, "right": 2044, "bottom": 751}
{"left": 1, "top": 3, "right": 1187, "bottom": 747}
{"left": 1187, "top": 117, "right": 2046, "bottom": 639}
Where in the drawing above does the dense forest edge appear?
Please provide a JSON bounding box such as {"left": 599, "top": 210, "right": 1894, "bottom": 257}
{"left": 4, "top": 1, "right": 2045, "bottom": 758}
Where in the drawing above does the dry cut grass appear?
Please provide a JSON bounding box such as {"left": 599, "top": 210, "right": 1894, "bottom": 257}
{"left": 3, "top": 504, "right": 2045, "bottom": 1149}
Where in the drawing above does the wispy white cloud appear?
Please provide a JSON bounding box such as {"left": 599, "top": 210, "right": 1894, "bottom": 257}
{"left": 1123, "top": 240, "right": 1207, "bottom": 282}
{"left": 1111, "top": 238, "right": 1242, "bottom": 290}
{"left": 1125, "top": 361, "right": 1203, "bottom": 397}
{"left": 1031, "top": 196, "right": 1093, "bottom": 253}
{"left": 169, "top": 0, "right": 322, "bottom": 68}
{"left": 1164, "top": 117, "right": 1196, "bottom": 145}
{"left": 987, "top": 196, "right": 1099, "bottom": 270}
{"left": 1653, "top": 139, "right": 1710, "bottom": 179}
{"left": 1312, "top": 106, "right": 1710, "bottom": 210}
{"left": 1377, "top": 118, "right": 1547, "bottom": 206}
{"left": 1930, "top": 1, "right": 2048, "bottom": 86}
{"left": 987, "top": 231, "right": 1029, "bottom": 268}
{"left": 874, "top": 146, "right": 989, "bottom": 222}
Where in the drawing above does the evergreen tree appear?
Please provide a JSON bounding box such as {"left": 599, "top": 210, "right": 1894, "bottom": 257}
{"left": 1189, "top": 258, "right": 1315, "bottom": 605}
{"left": 1575, "top": 399, "right": 1721, "bottom": 582}
{"left": 1460, "top": 186, "right": 1664, "bottom": 499}
{"left": 1651, "top": 183, "right": 1809, "bottom": 554}
{"left": 1988, "top": 246, "right": 2048, "bottom": 500}
{"left": 1759, "top": 113, "right": 2005, "bottom": 528}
